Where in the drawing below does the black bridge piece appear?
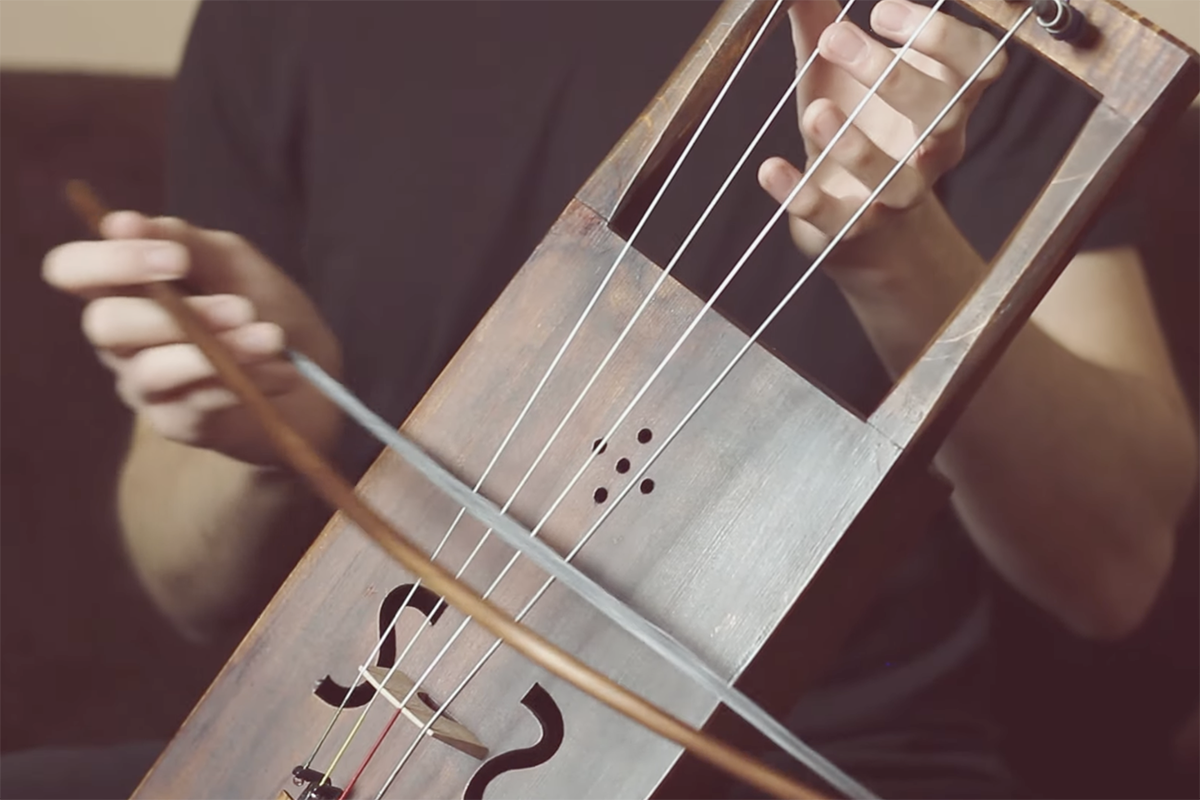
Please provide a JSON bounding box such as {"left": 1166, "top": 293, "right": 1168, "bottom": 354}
{"left": 292, "top": 766, "right": 344, "bottom": 800}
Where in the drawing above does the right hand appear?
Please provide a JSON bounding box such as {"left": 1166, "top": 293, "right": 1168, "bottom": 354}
{"left": 759, "top": 0, "right": 1007, "bottom": 266}
{"left": 44, "top": 211, "right": 343, "bottom": 467}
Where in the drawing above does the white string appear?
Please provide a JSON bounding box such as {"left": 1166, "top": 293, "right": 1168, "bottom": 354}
{"left": 301, "top": 2, "right": 1032, "bottom": 796}
{"left": 359, "top": 4, "right": 1033, "bottom": 795}
{"left": 357, "top": 2, "right": 871, "bottom": 776}
{"left": 321, "top": 0, "right": 933, "bottom": 786}
{"left": 299, "top": 0, "right": 788, "bottom": 775}
{"left": 310, "top": 3, "right": 954, "bottom": 795}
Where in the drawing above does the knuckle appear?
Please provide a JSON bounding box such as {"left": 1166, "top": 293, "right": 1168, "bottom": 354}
{"left": 144, "top": 404, "right": 198, "bottom": 444}
{"left": 836, "top": 131, "right": 873, "bottom": 171}
{"left": 976, "top": 26, "right": 1002, "bottom": 56}
{"left": 208, "top": 293, "right": 256, "bottom": 324}
{"left": 209, "top": 230, "right": 246, "bottom": 251}
{"left": 921, "top": 14, "right": 952, "bottom": 52}
{"left": 879, "top": 64, "right": 908, "bottom": 100}
{"left": 154, "top": 216, "right": 190, "bottom": 235}
{"left": 937, "top": 101, "right": 968, "bottom": 133}
{"left": 916, "top": 132, "right": 964, "bottom": 179}
{"left": 790, "top": 185, "right": 828, "bottom": 223}
{"left": 896, "top": 169, "right": 929, "bottom": 208}
{"left": 127, "top": 346, "right": 201, "bottom": 395}
{"left": 980, "top": 44, "right": 1008, "bottom": 83}
{"left": 880, "top": 67, "right": 924, "bottom": 116}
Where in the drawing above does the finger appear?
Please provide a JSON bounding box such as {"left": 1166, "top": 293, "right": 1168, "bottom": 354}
{"left": 43, "top": 239, "right": 189, "bottom": 295}
{"left": 141, "top": 360, "right": 301, "bottom": 407}
{"left": 758, "top": 156, "right": 854, "bottom": 239}
{"left": 121, "top": 323, "right": 285, "bottom": 397}
{"left": 818, "top": 18, "right": 957, "bottom": 132}
{"left": 138, "top": 361, "right": 305, "bottom": 449}
{"left": 870, "top": 0, "right": 1006, "bottom": 91}
{"left": 102, "top": 211, "right": 203, "bottom": 250}
{"left": 785, "top": 0, "right": 843, "bottom": 64}
{"left": 100, "top": 211, "right": 257, "bottom": 292}
{"left": 801, "top": 100, "right": 926, "bottom": 210}
{"left": 82, "top": 294, "right": 255, "bottom": 352}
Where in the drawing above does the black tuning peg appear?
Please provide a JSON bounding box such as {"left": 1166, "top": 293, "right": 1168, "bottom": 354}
{"left": 1030, "top": 0, "right": 1098, "bottom": 46}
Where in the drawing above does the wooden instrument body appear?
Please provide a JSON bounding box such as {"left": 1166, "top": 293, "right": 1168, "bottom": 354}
{"left": 134, "top": 1, "right": 1197, "bottom": 797}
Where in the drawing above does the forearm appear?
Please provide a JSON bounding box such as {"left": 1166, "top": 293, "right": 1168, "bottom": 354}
{"left": 835, "top": 202, "right": 1196, "bottom": 639}
{"left": 936, "top": 323, "right": 1194, "bottom": 638}
{"left": 118, "top": 416, "right": 323, "bottom": 640}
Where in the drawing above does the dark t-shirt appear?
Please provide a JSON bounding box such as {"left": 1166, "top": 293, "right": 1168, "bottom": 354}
{"left": 166, "top": 3, "right": 1135, "bottom": 797}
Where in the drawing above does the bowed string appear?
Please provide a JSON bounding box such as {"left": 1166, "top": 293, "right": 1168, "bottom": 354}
{"left": 64, "top": 0, "right": 1033, "bottom": 795}
{"left": 65, "top": 180, "right": 823, "bottom": 800}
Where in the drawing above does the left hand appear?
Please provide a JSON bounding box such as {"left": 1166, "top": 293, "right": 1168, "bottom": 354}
{"left": 758, "top": 0, "right": 1008, "bottom": 263}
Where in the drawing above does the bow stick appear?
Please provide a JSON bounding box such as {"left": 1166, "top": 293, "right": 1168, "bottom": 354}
{"left": 64, "top": 180, "right": 825, "bottom": 800}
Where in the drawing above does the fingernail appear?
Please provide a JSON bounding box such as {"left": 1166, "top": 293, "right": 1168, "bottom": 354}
{"left": 874, "top": 1, "right": 912, "bottom": 33}
{"left": 824, "top": 25, "right": 867, "bottom": 63}
{"left": 144, "top": 243, "right": 185, "bottom": 278}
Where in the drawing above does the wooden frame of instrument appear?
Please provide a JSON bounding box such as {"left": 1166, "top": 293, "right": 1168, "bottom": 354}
{"left": 133, "top": 1, "right": 1198, "bottom": 798}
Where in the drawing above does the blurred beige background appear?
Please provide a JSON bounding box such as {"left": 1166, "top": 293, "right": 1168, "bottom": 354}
{"left": 0, "top": 0, "right": 199, "bottom": 75}
{"left": 0, "top": 0, "right": 1197, "bottom": 77}
{"left": 1134, "top": 0, "right": 1200, "bottom": 48}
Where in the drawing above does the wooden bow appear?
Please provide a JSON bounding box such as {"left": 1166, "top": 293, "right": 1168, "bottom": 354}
{"left": 68, "top": 1, "right": 1198, "bottom": 798}
{"left": 66, "top": 180, "right": 823, "bottom": 800}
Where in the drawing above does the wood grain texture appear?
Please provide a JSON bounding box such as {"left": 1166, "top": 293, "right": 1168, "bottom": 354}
{"left": 960, "top": 0, "right": 1198, "bottom": 120}
{"left": 135, "top": 200, "right": 901, "bottom": 798}
{"left": 875, "top": 0, "right": 1198, "bottom": 453}
{"left": 133, "top": 1, "right": 1200, "bottom": 797}
{"left": 872, "top": 103, "right": 1141, "bottom": 448}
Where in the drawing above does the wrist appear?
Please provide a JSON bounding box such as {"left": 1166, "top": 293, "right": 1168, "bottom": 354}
{"left": 823, "top": 199, "right": 987, "bottom": 373}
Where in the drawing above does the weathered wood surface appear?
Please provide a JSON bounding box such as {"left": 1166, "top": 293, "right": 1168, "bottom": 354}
{"left": 960, "top": 0, "right": 1198, "bottom": 120}
{"left": 135, "top": 200, "right": 901, "bottom": 798}
{"left": 134, "top": 1, "right": 1199, "bottom": 797}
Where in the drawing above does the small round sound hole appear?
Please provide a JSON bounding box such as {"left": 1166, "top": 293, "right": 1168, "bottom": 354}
{"left": 616, "top": 458, "right": 631, "bottom": 474}
{"left": 637, "top": 428, "right": 653, "bottom": 444}
{"left": 594, "top": 487, "right": 608, "bottom": 503}
{"left": 639, "top": 479, "right": 655, "bottom": 495}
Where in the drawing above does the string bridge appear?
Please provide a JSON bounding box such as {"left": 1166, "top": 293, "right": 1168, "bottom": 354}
{"left": 363, "top": 666, "right": 489, "bottom": 760}
{"left": 287, "top": 767, "right": 342, "bottom": 800}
